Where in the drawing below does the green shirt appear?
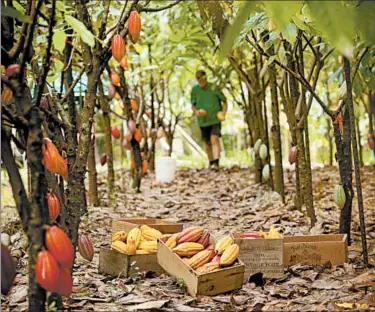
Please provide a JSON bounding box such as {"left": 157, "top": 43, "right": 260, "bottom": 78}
{"left": 191, "top": 82, "right": 226, "bottom": 127}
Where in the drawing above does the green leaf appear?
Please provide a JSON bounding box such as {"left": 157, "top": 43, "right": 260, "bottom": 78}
{"left": 220, "top": 1, "right": 258, "bottom": 58}
{"left": 56, "top": 1, "right": 65, "bottom": 12}
{"left": 65, "top": 15, "right": 95, "bottom": 48}
{"left": 267, "top": 55, "right": 276, "bottom": 65}
{"left": 263, "top": 1, "right": 302, "bottom": 31}
{"left": 54, "top": 59, "right": 64, "bottom": 72}
{"left": 1, "top": 5, "right": 31, "bottom": 23}
{"left": 53, "top": 30, "right": 66, "bottom": 54}
{"left": 282, "top": 23, "right": 297, "bottom": 43}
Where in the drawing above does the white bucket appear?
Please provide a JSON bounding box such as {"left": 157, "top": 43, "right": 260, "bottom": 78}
{"left": 155, "top": 156, "right": 176, "bottom": 183}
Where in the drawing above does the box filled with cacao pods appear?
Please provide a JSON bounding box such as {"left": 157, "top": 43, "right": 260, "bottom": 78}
{"left": 99, "top": 219, "right": 183, "bottom": 277}
{"left": 157, "top": 227, "right": 245, "bottom": 297}
{"left": 283, "top": 234, "right": 348, "bottom": 267}
{"left": 232, "top": 227, "right": 284, "bottom": 281}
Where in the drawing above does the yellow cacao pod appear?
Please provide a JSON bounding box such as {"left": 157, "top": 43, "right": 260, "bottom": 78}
{"left": 111, "top": 241, "right": 128, "bottom": 254}
{"left": 196, "top": 262, "right": 220, "bottom": 274}
{"left": 138, "top": 241, "right": 157, "bottom": 253}
{"left": 127, "top": 239, "right": 136, "bottom": 255}
{"left": 159, "top": 234, "right": 172, "bottom": 243}
{"left": 165, "top": 234, "right": 178, "bottom": 249}
{"left": 140, "top": 225, "right": 162, "bottom": 241}
{"left": 112, "top": 231, "right": 127, "bottom": 243}
{"left": 220, "top": 244, "right": 239, "bottom": 267}
{"left": 188, "top": 249, "right": 214, "bottom": 270}
{"left": 136, "top": 249, "right": 149, "bottom": 255}
{"left": 172, "top": 242, "right": 204, "bottom": 257}
{"left": 215, "top": 236, "right": 233, "bottom": 255}
{"left": 127, "top": 228, "right": 142, "bottom": 248}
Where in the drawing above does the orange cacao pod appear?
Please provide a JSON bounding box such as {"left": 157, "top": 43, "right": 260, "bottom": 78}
{"left": 188, "top": 249, "right": 214, "bottom": 270}
{"left": 120, "top": 56, "right": 129, "bottom": 69}
{"left": 100, "top": 153, "right": 107, "bottom": 166}
{"left": 45, "top": 226, "right": 74, "bottom": 269}
{"left": 111, "top": 34, "right": 126, "bottom": 63}
{"left": 128, "top": 11, "right": 141, "bottom": 43}
{"left": 1, "top": 245, "right": 16, "bottom": 295}
{"left": 111, "top": 126, "right": 121, "bottom": 139}
{"left": 78, "top": 235, "right": 94, "bottom": 262}
{"left": 36, "top": 250, "right": 60, "bottom": 292}
{"left": 197, "top": 231, "right": 210, "bottom": 248}
{"left": 288, "top": 146, "right": 297, "bottom": 165}
{"left": 2, "top": 87, "right": 13, "bottom": 104}
{"left": 55, "top": 267, "right": 73, "bottom": 297}
{"left": 110, "top": 71, "right": 120, "bottom": 87}
{"left": 108, "top": 84, "right": 116, "bottom": 99}
{"left": 134, "top": 128, "right": 143, "bottom": 142}
{"left": 42, "top": 138, "right": 68, "bottom": 181}
{"left": 47, "top": 193, "right": 60, "bottom": 221}
{"left": 177, "top": 227, "right": 204, "bottom": 244}
{"left": 130, "top": 99, "right": 138, "bottom": 112}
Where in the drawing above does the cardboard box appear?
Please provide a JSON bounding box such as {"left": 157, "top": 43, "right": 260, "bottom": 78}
{"left": 283, "top": 234, "right": 348, "bottom": 267}
{"left": 232, "top": 234, "right": 284, "bottom": 281}
{"left": 157, "top": 238, "right": 245, "bottom": 297}
{"left": 99, "top": 219, "right": 183, "bottom": 277}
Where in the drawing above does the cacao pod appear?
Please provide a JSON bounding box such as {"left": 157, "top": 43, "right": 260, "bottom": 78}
{"left": 217, "top": 111, "right": 225, "bottom": 121}
{"left": 262, "top": 164, "right": 270, "bottom": 181}
{"left": 177, "top": 227, "right": 204, "bottom": 244}
{"left": 36, "top": 250, "right": 60, "bottom": 292}
{"left": 122, "top": 138, "right": 132, "bottom": 150}
{"left": 134, "top": 128, "right": 143, "bottom": 142}
{"left": 115, "top": 92, "right": 121, "bottom": 100}
{"left": 120, "top": 56, "right": 129, "bottom": 69}
{"left": 142, "top": 160, "right": 149, "bottom": 174}
{"left": 159, "top": 234, "right": 172, "bottom": 243}
{"left": 2, "top": 87, "right": 13, "bottom": 104}
{"left": 127, "top": 228, "right": 142, "bottom": 249}
{"left": 140, "top": 225, "right": 162, "bottom": 241}
{"left": 215, "top": 236, "right": 233, "bottom": 255}
{"left": 108, "top": 84, "right": 116, "bottom": 99}
{"left": 111, "top": 241, "right": 129, "bottom": 254}
{"left": 111, "top": 126, "right": 121, "bottom": 139}
{"left": 110, "top": 71, "right": 120, "bottom": 87}
{"left": 127, "top": 239, "right": 137, "bottom": 255}
{"left": 188, "top": 249, "right": 214, "bottom": 270}
{"left": 165, "top": 234, "right": 178, "bottom": 249}
{"left": 1, "top": 244, "right": 16, "bottom": 295}
{"left": 111, "top": 34, "right": 126, "bottom": 63}
{"left": 136, "top": 250, "right": 149, "bottom": 255}
{"left": 196, "top": 262, "right": 220, "bottom": 274}
{"left": 138, "top": 241, "right": 157, "bottom": 253}
{"left": 288, "top": 146, "right": 297, "bottom": 165}
{"left": 220, "top": 244, "right": 239, "bottom": 267}
{"left": 206, "top": 244, "right": 215, "bottom": 251}
{"left": 211, "top": 255, "right": 221, "bottom": 263}
{"left": 139, "top": 138, "right": 145, "bottom": 149}
{"left": 128, "top": 11, "right": 142, "bottom": 43}
{"left": 266, "top": 226, "right": 283, "bottom": 239}
{"left": 100, "top": 153, "right": 107, "bottom": 166}
{"left": 198, "top": 109, "right": 207, "bottom": 117}
{"left": 333, "top": 113, "right": 343, "bottom": 134}
{"left": 368, "top": 136, "right": 375, "bottom": 149}
{"left": 55, "top": 267, "right": 73, "bottom": 297}
{"left": 41, "top": 96, "right": 49, "bottom": 110}
{"left": 240, "top": 232, "right": 263, "bottom": 239}
{"left": 78, "top": 235, "right": 94, "bottom": 262}
{"left": 130, "top": 99, "right": 138, "bottom": 112}
{"left": 334, "top": 185, "right": 346, "bottom": 209}
{"left": 196, "top": 231, "right": 210, "bottom": 248}
{"left": 172, "top": 242, "right": 204, "bottom": 257}
{"left": 47, "top": 193, "right": 60, "bottom": 221}
{"left": 6, "top": 64, "right": 20, "bottom": 77}
{"left": 128, "top": 120, "right": 136, "bottom": 133}
{"left": 1, "top": 65, "right": 5, "bottom": 75}
{"left": 254, "top": 139, "right": 262, "bottom": 154}
{"left": 42, "top": 138, "right": 68, "bottom": 181}
{"left": 259, "top": 144, "right": 268, "bottom": 160}
{"left": 112, "top": 231, "right": 127, "bottom": 243}
{"left": 45, "top": 226, "right": 74, "bottom": 269}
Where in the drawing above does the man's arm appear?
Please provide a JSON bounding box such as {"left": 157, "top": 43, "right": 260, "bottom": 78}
{"left": 191, "top": 87, "right": 200, "bottom": 116}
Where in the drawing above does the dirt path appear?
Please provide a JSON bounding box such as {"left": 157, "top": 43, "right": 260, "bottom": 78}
{"left": 2, "top": 166, "right": 375, "bottom": 311}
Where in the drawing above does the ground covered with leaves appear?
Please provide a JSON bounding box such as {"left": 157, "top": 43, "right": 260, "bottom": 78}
{"left": 2, "top": 166, "right": 375, "bottom": 311}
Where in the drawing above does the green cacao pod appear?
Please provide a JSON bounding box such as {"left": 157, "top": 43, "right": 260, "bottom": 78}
{"left": 262, "top": 164, "right": 270, "bottom": 181}
{"left": 334, "top": 185, "right": 346, "bottom": 209}
{"left": 259, "top": 144, "right": 268, "bottom": 160}
{"left": 254, "top": 139, "right": 262, "bottom": 154}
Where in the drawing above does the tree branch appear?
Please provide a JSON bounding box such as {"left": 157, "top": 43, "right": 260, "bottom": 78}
{"left": 99, "top": 0, "right": 111, "bottom": 40}
{"left": 138, "top": 0, "right": 183, "bottom": 12}
{"left": 59, "top": 67, "right": 85, "bottom": 105}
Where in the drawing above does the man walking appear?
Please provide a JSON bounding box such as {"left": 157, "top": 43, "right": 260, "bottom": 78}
{"left": 191, "top": 70, "right": 227, "bottom": 169}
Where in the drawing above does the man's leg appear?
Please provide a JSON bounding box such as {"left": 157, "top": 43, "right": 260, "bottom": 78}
{"left": 205, "top": 141, "right": 214, "bottom": 162}
{"left": 201, "top": 126, "right": 214, "bottom": 165}
{"left": 210, "top": 124, "right": 222, "bottom": 168}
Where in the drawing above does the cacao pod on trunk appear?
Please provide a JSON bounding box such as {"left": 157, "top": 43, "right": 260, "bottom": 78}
{"left": 288, "top": 146, "right": 297, "bottom": 165}
{"left": 2, "top": 87, "right": 13, "bottom": 104}
{"left": 41, "top": 96, "right": 49, "bottom": 110}
{"left": 262, "top": 164, "right": 270, "bottom": 181}
{"left": 254, "top": 139, "right": 262, "bottom": 154}
{"left": 1, "top": 244, "right": 16, "bottom": 295}
{"left": 111, "top": 34, "right": 126, "bottom": 63}
{"left": 5, "top": 64, "right": 20, "bottom": 77}
{"left": 120, "top": 56, "right": 129, "bottom": 69}
{"left": 111, "top": 126, "right": 121, "bottom": 139}
{"left": 134, "top": 128, "right": 143, "bottom": 142}
{"left": 128, "top": 11, "right": 141, "bottom": 43}
{"left": 42, "top": 138, "right": 68, "bottom": 181}
{"left": 110, "top": 71, "right": 120, "bottom": 87}
{"left": 368, "top": 136, "right": 375, "bottom": 149}
{"left": 55, "top": 267, "right": 73, "bottom": 297}
{"left": 334, "top": 185, "right": 346, "bottom": 209}
{"left": 45, "top": 226, "right": 74, "bottom": 269}
{"left": 78, "top": 235, "right": 94, "bottom": 262}
{"left": 128, "top": 120, "right": 136, "bottom": 133}
{"left": 130, "top": 99, "right": 138, "bottom": 112}
{"left": 259, "top": 144, "right": 268, "bottom": 160}
{"left": 100, "top": 153, "right": 107, "bottom": 166}
{"left": 36, "top": 250, "right": 60, "bottom": 292}
{"left": 108, "top": 84, "right": 116, "bottom": 99}
{"left": 47, "top": 193, "right": 60, "bottom": 221}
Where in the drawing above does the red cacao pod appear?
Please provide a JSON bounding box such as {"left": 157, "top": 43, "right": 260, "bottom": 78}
{"left": 333, "top": 113, "right": 343, "bottom": 134}
{"left": 2, "top": 87, "right": 13, "bottom": 104}
{"left": 55, "top": 267, "right": 73, "bottom": 297}
{"left": 111, "top": 126, "right": 121, "bottom": 139}
{"left": 134, "top": 128, "right": 143, "bottom": 142}
{"left": 211, "top": 255, "right": 220, "bottom": 263}
{"left": 288, "top": 146, "right": 297, "bottom": 165}
{"left": 100, "top": 153, "right": 107, "bottom": 166}
{"left": 36, "top": 250, "right": 60, "bottom": 292}
{"left": 120, "top": 56, "right": 129, "bottom": 70}
{"left": 128, "top": 119, "right": 136, "bottom": 134}
{"left": 111, "top": 34, "right": 126, "bottom": 63}
{"left": 122, "top": 138, "right": 132, "bottom": 150}
{"left": 130, "top": 99, "right": 138, "bottom": 112}
{"left": 368, "top": 136, "right": 375, "bottom": 149}
{"left": 47, "top": 193, "right": 60, "bottom": 221}
{"left": 1, "top": 244, "right": 16, "bottom": 295}
{"left": 45, "top": 226, "right": 74, "bottom": 269}
{"left": 6, "top": 64, "right": 20, "bottom": 77}
{"left": 41, "top": 96, "right": 49, "bottom": 110}
{"left": 128, "top": 11, "right": 141, "bottom": 43}
{"left": 110, "top": 71, "right": 120, "bottom": 87}
{"left": 77, "top": 235, "right": 94, "bottom": 262}
{"left": 197, "top": 231, "right": 210, "bottom": 248}
{"left": 142, "top": 160, "right": 148, "bottom": 174}
{"left": 108, "top": 84, "right": 116, "bottom": 99}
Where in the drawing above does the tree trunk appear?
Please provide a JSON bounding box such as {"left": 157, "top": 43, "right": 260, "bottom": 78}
{"left": 87, "top": 136, "right": 100, "bottom": 206}
{"left": 355, "top": 116, "right": 364, "bottom": 167}
{"left": 326, "top": 117, "right": 333, "bottom": 166}
{"left": 343, "top": 57, "right": 368, "bottom": 265}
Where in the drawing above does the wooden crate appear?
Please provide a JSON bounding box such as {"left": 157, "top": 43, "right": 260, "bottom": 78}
{"left": 157, "top": 239, "right": 245, "bottom": 297}
{"left": 112, "top": 218, "right": 183, "bottom": 236}
{"left": 283, "top": 234, "right": 348, "bottom": 267}
{"left": 232, "top": 234, "right": 284, "bottom": 281}
{"left": 99, "top": 219, "right": 183, "bottom": 277}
